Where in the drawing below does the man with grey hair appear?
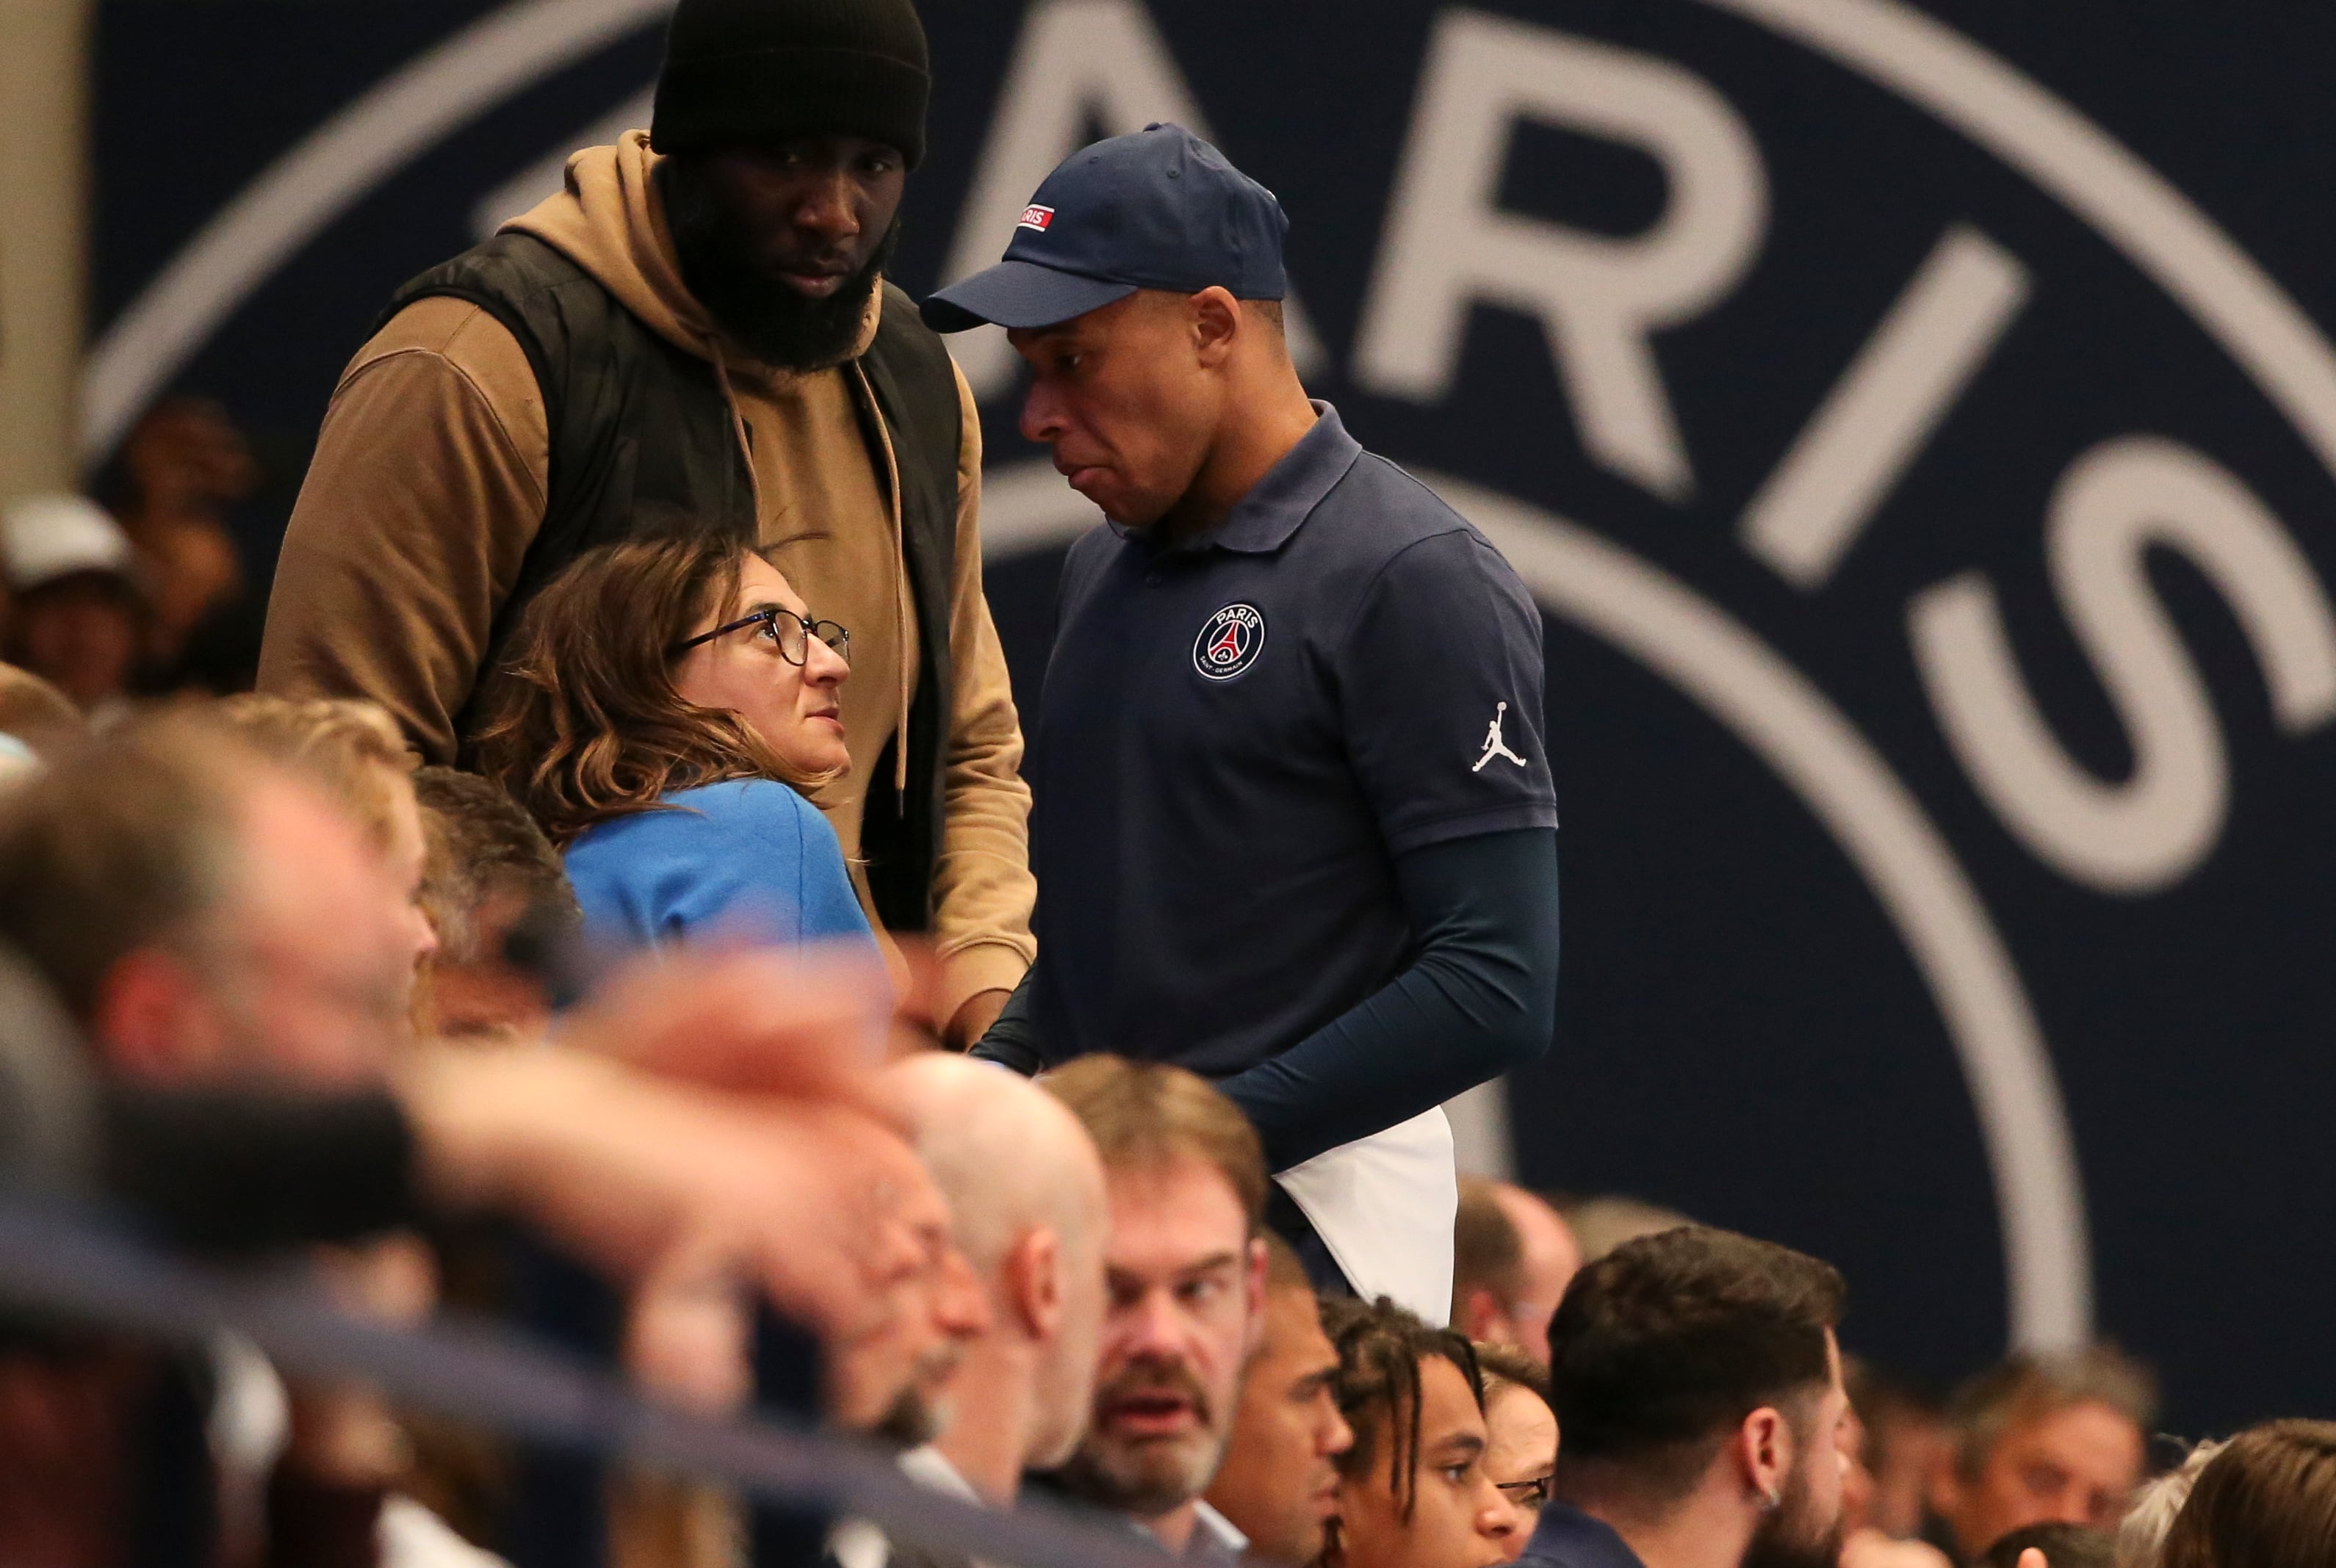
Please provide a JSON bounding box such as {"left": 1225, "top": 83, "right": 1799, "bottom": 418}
{"left": 2111, "top": 1439, "right": 2220, "bottom": 1568}
{"left": 1925, "top": 1347, "right": 2157, "bottom": 1564}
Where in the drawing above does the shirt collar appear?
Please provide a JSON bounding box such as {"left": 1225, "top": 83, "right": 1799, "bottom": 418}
{"left": 1522, "top": 1503, "right": 1649, "bottom": 1568}
{"left": 1187, "top": 1501, "right": 1250, "bottom": 1561}
{"left": 1115, "top": 401, "right": 1363, "bottom": 556}
{"left": 899, "top": 1445, "right": 981, "bottom": 1504}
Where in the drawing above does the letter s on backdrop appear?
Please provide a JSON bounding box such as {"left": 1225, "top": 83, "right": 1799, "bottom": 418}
{"left": 1911, "top": 434, "right": 2336, "bottom": 893}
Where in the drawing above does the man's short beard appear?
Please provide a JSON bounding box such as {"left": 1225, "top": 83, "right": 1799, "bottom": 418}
{"left": 1055, "top": 1430, "right": 1228, "bottom": 1519}
{"left": 1739, "top": 1450, "right": 1845, "bottom": 1568}
{"left": 663, "top": 156, "right": 902, "bottom": 372}
{"left": 1055, "top": 1362, "right": 1228, "bottom": 1517}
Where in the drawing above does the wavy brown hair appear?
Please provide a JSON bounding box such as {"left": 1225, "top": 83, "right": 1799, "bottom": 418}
{"left": 2160, "top": 1421, "right": 2336, "bottom": 1568}
{"left": 467, "top": 533, "right": 831, "bottom": 846}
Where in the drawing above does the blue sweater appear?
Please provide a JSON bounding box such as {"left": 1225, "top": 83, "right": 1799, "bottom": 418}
{"left": 564, "top": 779, "right": 878, "bottom": 958}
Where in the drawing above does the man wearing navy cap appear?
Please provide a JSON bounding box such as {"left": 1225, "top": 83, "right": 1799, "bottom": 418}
{"left": 926, "top": 126, "right": 1560, "bottom": 1318}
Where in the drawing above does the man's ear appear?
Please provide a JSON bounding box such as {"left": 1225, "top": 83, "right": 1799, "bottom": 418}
{"left": 1191, "top": 286, "right": 1242, "bottom": 367}
{"left": 1003, "top": 1226, "right": 1061, "bottom": 1341}
{"left": 90, "top": 947, "right": 221, "bottom": 1082}
{"left": 1462, "top": 1287, "right": 1511, "bottom": 1347}
{"left": 1242, "top": 1234, "right": 1269, "bottom": 1355}
{"left": 1735, "top": 1405, "right": 1793, "bottom": 1510}
{"left": 1925, "top": 1438, "right": 1964, "bottom": 1525}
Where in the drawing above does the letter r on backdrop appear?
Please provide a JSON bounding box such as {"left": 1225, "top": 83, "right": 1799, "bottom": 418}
{"left": 1354, "top": 9, "right": 1767, "bottom": 502}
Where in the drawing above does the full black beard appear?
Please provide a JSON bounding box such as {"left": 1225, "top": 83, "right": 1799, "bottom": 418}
{"left": 1738, "top": 1459, "right": 1845, "bottom": 1568}
{"left": 663, "top": 158, "right": 903, "bottom": 372}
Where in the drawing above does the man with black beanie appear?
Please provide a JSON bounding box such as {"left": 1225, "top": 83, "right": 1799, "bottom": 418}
{"left": 260, "top": 0, "right": 1037, "bottom": 1049}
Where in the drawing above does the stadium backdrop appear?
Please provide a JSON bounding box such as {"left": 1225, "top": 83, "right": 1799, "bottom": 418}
{"left": 92, "top": 0, "right": 2336, "bottom": 1438}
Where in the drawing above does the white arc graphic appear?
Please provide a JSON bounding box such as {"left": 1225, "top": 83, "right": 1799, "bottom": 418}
{"left": 79, "top": 0, "right": 671, "bottom": 463}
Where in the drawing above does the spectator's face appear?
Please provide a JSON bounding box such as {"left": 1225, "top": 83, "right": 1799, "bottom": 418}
{"left": 1060, "top": 1157, "right": 1265, "bottom": 1519}
{"left": 826, "top": 1150, "right": 991, "bottom": 1445}
{"left": 220, "top": 776, "right": 421, "bottom": 1083}
{"left": 1491, "top": 1187, "right": 1580, "bottom": 1363}
{"left": 10, "top": 577, "right": 139, "bottom": 710}
{"left": 1863, "top": 1403, "right": 1949, "bottom": 1540}
{"left": 665, "top": 137, "right": 905, "bottom": 371}
{"left": 1204, "top": 1284, "right": 1352, "bottom": 1564}
{"left": 691, "top": 136, "right": 904, "bottom": 298}
{"left": 1011, "top": 292, "right": 1226, "bottom": 530}
{"left": 417, "top": 886, "right": 550, "bottom": 1044}
{"left": 1335, "top": 1354, "right": 1518, "bottom": 1568}
{"left": 1744, "top": 1333, "right": 1853, "bottom": 1568}
{"left": 1481, "top": 1383, "right": 1557, "bottom": 1560}
{"left": 1936, "top": 1400, "right": 2145, "bottom": 1558}
{"left": 673, "top": 556, "right": 851, "bottom": 778}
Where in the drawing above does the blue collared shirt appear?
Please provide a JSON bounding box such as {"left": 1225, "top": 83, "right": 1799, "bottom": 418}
{"left": 1519, "top": 1504, "right": 1651, "bottom": 1568}
{"left": 1018, "top": 402, "right": 1557, "bottom": 1083}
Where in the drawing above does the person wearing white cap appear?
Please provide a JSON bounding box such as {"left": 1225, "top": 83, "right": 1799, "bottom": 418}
{"left": 1, "top": 494, "right": 145, "bottom": 720}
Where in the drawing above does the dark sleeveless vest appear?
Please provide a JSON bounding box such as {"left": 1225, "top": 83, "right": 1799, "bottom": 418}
{"left": 381, "top": 233, "right": 962, "bottom": 933}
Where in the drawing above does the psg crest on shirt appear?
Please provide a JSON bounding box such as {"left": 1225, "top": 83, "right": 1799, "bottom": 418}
{"left": 1193, "top": 602, "right": 1266, "bottom": 681}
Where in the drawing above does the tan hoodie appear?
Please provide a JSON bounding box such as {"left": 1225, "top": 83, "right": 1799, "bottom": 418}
{"left": 259, "top": 131, "right": 1034, "bottom": 1022}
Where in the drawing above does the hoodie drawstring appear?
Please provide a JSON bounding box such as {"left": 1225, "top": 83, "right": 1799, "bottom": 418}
{"left": 706, "top": 337, "right": 767, "bottom": 530}
{"left": 851, "top": 360, "right": 914, "bottom": 804}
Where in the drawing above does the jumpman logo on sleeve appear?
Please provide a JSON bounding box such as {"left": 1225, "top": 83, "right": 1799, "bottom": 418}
{"left": 1472, "top": 701, "right": 1528, "bottom": 773}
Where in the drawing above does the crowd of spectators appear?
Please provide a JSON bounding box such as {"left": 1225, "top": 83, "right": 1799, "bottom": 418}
{"left": 0, "top": 621, "right": 2326, "bottom": 1567}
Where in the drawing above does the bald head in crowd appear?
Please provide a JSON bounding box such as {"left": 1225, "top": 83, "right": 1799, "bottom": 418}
{"left": 892, "top": 1053, "right": 1111, "bottom": 1506}
{"left": 1454, "top": 1177, "right": 1582, "bottom": 1362}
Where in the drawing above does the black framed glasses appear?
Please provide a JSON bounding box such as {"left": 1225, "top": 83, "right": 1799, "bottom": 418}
{"left": 1495, "top": 1475, "right": 1554, "bottom": 1509}
{"left": 671, "top": 607, "right": 850, "bottom": 666}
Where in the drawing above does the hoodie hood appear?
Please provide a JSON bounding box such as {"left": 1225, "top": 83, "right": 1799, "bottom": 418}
{"left": 506, "top": 130, "right": 882, "bottom": 384}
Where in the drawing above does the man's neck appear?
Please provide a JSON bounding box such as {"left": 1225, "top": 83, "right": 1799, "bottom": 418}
{"left": 1142, "top": 1500, "right": 1199, "bottom": 1556}
{"left": 1555, "top": 1483, "right": 1752, "bottom": 1568}
{"left": 1154, "top": 377, "right": 1319, "bottom": 546}
{"left": 931, "top": 1348, "right": 1036, "bottom": 1508}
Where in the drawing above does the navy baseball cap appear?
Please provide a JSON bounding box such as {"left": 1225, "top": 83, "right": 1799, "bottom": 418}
{"left": 921, "top": 123, "right": 1288, "bottom": 333}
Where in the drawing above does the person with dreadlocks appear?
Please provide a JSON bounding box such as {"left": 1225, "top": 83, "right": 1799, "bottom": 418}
{"left": 1319, "top": 1298, "right": 1529, "bottom": 1568}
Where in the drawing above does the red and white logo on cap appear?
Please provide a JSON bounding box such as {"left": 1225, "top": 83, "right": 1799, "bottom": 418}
{"left": 1017, "top": 204, "right": 1055, "bottom": 232}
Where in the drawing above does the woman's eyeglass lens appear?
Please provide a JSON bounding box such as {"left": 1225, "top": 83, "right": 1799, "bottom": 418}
{"left": 674, "top": 610, "right": 850, "bottom": 665}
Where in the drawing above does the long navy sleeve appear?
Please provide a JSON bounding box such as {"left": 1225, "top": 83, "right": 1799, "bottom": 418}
{"left": 971, "top": 969, "right": 1043, "bottom": 1075}
{"left": 974, "top": 829, "right": 1560, "bottom": 1172}
{"left": 1216, "top": 826, "right": 1559, "bottom": 1171}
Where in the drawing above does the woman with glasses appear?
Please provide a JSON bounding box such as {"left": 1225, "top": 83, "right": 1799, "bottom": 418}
{"left": 471, "top": 532, "right": 872, "bottom": 958}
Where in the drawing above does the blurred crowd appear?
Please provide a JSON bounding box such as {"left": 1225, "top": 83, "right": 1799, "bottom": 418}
{"left": 0, "top": 634, "right": 2324, "bottom": 1567}
{"left": 1, "top": 398, "right": 273, "bottom": 726}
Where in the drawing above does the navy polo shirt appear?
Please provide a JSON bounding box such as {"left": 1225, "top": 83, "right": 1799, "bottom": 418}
{"left": 1024, "top": 403, "right": 1557, "bottom": 1079}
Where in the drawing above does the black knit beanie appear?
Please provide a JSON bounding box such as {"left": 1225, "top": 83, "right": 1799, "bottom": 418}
{"left": 650, "top": 0, "right": 929, "bottom": 167}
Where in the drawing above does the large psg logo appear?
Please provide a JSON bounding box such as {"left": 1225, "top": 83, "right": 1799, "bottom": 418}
{"left": 92, "top": 0, "right": 2336, "bottom": 1428}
